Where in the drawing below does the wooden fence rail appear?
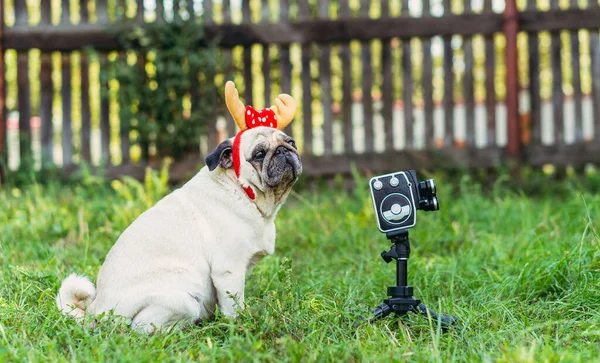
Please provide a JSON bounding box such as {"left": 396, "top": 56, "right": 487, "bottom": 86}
{"left": 2, "top": 0, "right": 600, "bottom": 183}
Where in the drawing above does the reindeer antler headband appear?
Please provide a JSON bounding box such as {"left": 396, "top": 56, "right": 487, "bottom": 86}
{"left": 224, "top": 81, "right": 297, "bottom": 201}
{"left": 225, "top": 81, "right": 296, "bottom": 132}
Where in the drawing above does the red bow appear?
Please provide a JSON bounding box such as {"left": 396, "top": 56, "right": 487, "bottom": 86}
{"left": 245, "top": 106, "right": 278, "bottom": 129}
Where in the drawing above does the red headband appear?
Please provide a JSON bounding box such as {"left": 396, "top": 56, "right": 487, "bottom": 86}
{"left": 232, "top": 106, "right": 278, "bottom": 200}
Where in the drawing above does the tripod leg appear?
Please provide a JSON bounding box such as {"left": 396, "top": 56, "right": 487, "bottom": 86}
{"left": 367, "top": 303, "right": 394, "bottom": 323}
{"left": 353, "top": 303, "right": 393, "bottom": 328}
{"left": 414, "top": 303, "right": 457, "bottom": 331}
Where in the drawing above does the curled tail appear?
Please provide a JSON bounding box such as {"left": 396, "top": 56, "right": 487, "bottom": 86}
{"left": 56, "top": 273, "right": 96, "bottom": 319}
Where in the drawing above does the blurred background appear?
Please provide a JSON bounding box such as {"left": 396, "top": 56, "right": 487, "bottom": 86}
{"left": 1, "top": 0, "right": 599, "bottom": 182}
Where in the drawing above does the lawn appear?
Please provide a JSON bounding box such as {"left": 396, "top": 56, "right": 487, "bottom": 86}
{"left": 0, "top": 169, "right": 599, "bottom": 362}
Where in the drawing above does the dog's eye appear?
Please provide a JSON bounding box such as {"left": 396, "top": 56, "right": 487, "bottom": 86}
{"left": 253, "top": 150, "right": 265, "bottom": 160}
{"left": 289, "top": 140, "right": 297, "bottom": 149}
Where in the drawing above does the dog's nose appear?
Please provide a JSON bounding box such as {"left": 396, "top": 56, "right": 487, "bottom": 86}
{"left": 275, "top": 146, "right": 288, "bottom": 155}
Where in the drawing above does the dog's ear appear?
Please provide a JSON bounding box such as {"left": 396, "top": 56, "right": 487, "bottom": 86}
{"left": 205, "top": 139, "right": 233, "bottom": 171}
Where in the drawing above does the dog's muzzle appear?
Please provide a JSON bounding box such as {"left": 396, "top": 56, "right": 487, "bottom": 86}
{"left": 266, "top": 147, "right": 302, "bottom": 187}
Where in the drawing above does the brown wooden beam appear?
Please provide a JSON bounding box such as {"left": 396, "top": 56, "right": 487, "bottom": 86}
{"left": 3, "top": 13, "right": 504, "bottom": 51}
{"left": 8, "top": 9, "right": 600, "bottom": 53}
{"left": 62, "top": 147, "right": 506, "bottom": 183}
{"left": 519, "top": 8, "right": 600, "bottom": 33}
{"left": 526, "top": 143, "right": 600, "bottom": 166}
{"left": 300, "top": 148, "right": 505, "bottom": 176}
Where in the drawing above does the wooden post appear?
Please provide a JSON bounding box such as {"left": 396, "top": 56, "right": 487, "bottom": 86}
{"left": 442, "top": 0, "right": 454, "bottom": 147}
{"left": 504, "top": 0, "right": 521, "bottom": 159}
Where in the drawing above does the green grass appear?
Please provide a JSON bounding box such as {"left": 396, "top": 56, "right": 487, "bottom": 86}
{"left": 1, "top": 170, "right": 600, "bottom": 362}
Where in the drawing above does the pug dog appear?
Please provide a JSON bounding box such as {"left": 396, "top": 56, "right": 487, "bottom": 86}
{"left": 56, "top": 81, "right": 302, "bottom": 333}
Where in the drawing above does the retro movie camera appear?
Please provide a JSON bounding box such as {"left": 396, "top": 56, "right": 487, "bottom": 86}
{"left": 360, "top": 170, "right": 456, "bottom": 330}
{"left": 369, "top": 170, "right": 439, "bottom": 234}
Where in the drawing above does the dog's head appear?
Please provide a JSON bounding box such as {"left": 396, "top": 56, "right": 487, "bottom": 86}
{"left": 204, "top": 81, "right": 302, "bottom": 208}
{"left": 205, "top": 127, "right": 302, "bottom": 200}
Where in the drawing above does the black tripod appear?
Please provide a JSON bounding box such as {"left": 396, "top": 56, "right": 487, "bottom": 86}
{"left": 366, "top": 230, "right": 457, "bottom": 329}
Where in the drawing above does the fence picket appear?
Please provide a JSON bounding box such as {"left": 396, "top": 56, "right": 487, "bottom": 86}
{"left": 588, "top": 0, "right": 600, "bottom": 143}
{"left": 0, "top": 0, "right": 6, "bottom": 178}
{"left": 80, "top": 53, "right": 91, "bottom": 162}
{"left": 62, "top": 0, "right": 70, "bottom": 24}
{"left": 484, "top": 0, "right": 496, "bottom": 147}
{"left": 40, "top": 54, "right": 53, "bottom": 167}
{"left": 221, "top": 0, "right": 236, "bottom": 138}
{"left": 381, "top": 39, "right": 393, "bottom": 151}
{"left": 380, "top": 1, "right": 393, "bottom": 152}
{"left": 565, "top": 0, "right": 582, "bottom": 143}
{"left": 279, "top": 0, "right": 293, "bottom": 137}
{"left": 401, "top": 0, "right": 413, "bottom": 149}
{"left": 242, "top": 1, "right": 254, "bottom": 107}
{"left": 41, "top": 0, "right": 51, "bottom": 25}
{"left": 464, "top": 0, "right": 475, "bottom": 148}
{"left": 15, "top": 0, "right": 31, "bottom": 163}
{"left": 263, "top": 43, "right": 271, "bottom": 106}
{"left": 339, "top": 0, "right": 353, "bottom": 154}
{"left": 81, "top": 0, "right": 89, "bottom": 22}
{"left": 156, "top": 0, "right": 165, "bottom": 22}
{"left": 591, "top": 31, "right": 600, "bottom": 142}
{"left": 402, "top": 41, "right": 413, "bottom": 149}
{"left": 117, "top": 53, "right": 130, "bottom": 164}
{"left": 17, "top": 53, "right": 31, "bottom": 163}
{"left": 278, "top": 4, "right": 293, "bottom": 136}
{"left": 79, "top": 0, "right": 91, "bottom": 163}
{"left": 223, "top": 50, "right": 236, "bottom": 139}
{"left": 173, "top": 0, "right": 180, "bottom": 20}
{"left": 299, "top": 0, "right": 313, "bottom": 155}
{"left": 100, "top": 54, "right": 111, "bottom": 164}
{"left": 97, "top": 0, "right": 109, "bottom": 23}
{"left": 15, "top": 0, "right": 27, "bottom": 25}
{"left": 203, "top": 1, "right": 218, "bottom": 152}
{"left": 261, "top": 0, "right": 273, "bottom": 137}
{"left": 422, "top": 0, "right": 434, "bottom": 149}
{"left": 262, "top": 1, "right": 271, "bottom": 110}
{"left": 550, "top": 0, "right": 564, "bottom": 146}
{"left": 61, "top": 53, "right": 73, "bottom": 165}
{"left": 529, "top": 36, "right": 541, "bottom": 146}
{"left": 443, "top": 0, "right": 454, "bottom": 147}
{"left": 360, "top": 0, "right": 374, "bottom": 153}
{"left": 571, "top": 30, "right": 583, "bottom": 142}
{"left": 136, "top": 0, "right": 144, "bottom": 23}
{"left": 40, "top": 0, "right": 53, "bottom": 166}
{"left": 319, "top": 1, "right": 333, "bottom": 155}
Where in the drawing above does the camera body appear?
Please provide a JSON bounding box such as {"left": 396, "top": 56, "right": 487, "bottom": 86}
{"left": 369, "top": 170, "right": 439, "bottom": 234}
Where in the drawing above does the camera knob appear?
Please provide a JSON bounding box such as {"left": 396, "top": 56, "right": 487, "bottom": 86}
{"left": 391, "top": 203, "right": 402, "bottom": 215}
{"left": 373, "top": 180, "right": 383, "bottom": 190}
{"left": 389, "top": 177, "right": 399, "bottom": 187}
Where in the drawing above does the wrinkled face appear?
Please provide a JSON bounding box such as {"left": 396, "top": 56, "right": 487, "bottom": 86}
{"left": 241, "top": 127, "right": 302, "bottom": 191}
{"left": 205, "top": 127, "right": 303, "bottom": 201}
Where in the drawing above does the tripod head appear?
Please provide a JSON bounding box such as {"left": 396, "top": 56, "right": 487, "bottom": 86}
{"left": 381, "top": 230, "right": 410, "bottom": 263}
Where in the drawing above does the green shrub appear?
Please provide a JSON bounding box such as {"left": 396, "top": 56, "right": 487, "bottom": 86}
{"left": 109, "top": 18, "right": 218, "bottom": 160}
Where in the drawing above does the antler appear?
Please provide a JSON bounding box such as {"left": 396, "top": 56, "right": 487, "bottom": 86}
{"left": 224, "top": 81, "right": 247, "bottom": 131}
{"left": 270, "top": 94, "right": 296, "bottom": 130}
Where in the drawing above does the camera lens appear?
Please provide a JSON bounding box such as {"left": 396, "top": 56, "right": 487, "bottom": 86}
{"left": 427, "top": 179, "right": 436, "bottom": 195}
{"left": 430, "top": 196, "right": 439, "bottom": 211}
{"left": 419, "top": 196, "right": 439, "bottom": 211}
{"left": 418, "top": 179, "right": 436, "bottom": 197}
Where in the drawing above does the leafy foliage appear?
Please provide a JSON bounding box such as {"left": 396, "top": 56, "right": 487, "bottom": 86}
{"left": 111, "top": 19, "right": 218, "bottom": 160}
